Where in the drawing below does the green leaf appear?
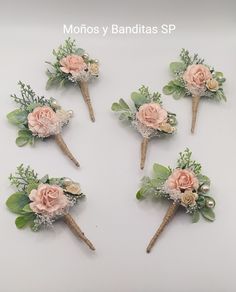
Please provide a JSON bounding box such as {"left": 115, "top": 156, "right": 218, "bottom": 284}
{"left": 119, "top": 98, "right": 130, "bottom": 110}
{"left": 153, "top": 164, "right": 171, "bottom": 181}
{"left": 192, "top": 210, "right": 200, "bottom": 223}
{"left": 136, "top": 189, "right": 143, "bottom": 200}
{"left": 111, "top": 102, "right": 123, "bottom": 111}
{"left": 18, "top": 129, "right": 32, "bottom": 137}
{"left": 15, "top": 213, "right": 35, "bottom": 229}
{"left": 197, "top": 174, "right": 211, "bottom": 187}
{"left": 131, "top": 92, "right": 147, "bottom": 107}
{"left": 172, "top": 87, "right": 186, "bottom": 99}
{"left": 163, "top": 85, "right": 175, "bottom": 95}
{"left": 7, "top": 109, "right": 28, "bottom": 125}
{"left": 214, "top": 71, "right": 224, "bottom": 79}
{"left": 6, "top": 192, "right": 30, "bottom": 214}
{"left": 16, "top": 136, "right": 30, "bottom": 147}
{"left": 196, "top": 195, "right": 206, "bottom": 208}
{"left": 40, "top": 175, "right": 49, "bottom": 183}
{"left": 173, "top": 79, "right": 185, "bottom": 87}
{"left": 22, "top": 204, "right": 33, "bottom": 213}
{"left": 26, "top": 182, "right": 39, "bottom": 194}
{"left": 170, "top": 62, "right": 186, "bottom": 74}
{"left": 201, "top": 207, "right": 215, "bottom": 221}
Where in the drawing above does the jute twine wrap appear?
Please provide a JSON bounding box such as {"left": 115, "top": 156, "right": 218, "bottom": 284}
{"left": 191, "top": 95, "right": 201, "bottom": 134}
{"left": 79, "top": 81, "right": 95, "bottom": 122}
{"left": 54, "top": 133, "right": 80, "bottom": 167}
{"left": 146, "top": 200, "right": 180, "bottom": 253}
{"left": 140, "top": 137, "right": 149, "bottom": 170}
{"left": 63, "top": 213, "right": 95, "bottom": 251}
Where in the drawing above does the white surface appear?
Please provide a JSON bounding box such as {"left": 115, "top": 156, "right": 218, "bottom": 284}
{"left": 0, "top": 1, "right": 236, "bottom": 291}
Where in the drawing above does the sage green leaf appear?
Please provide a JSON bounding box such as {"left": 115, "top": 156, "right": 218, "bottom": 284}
{"left": 136, "top": 189, "right": 143, "bottom": 200}
{"left": 131, "top": 92, "right": 147, "bottom": 107}
{"left": 18, "top": 129, "right": 32, "bottom": 137}
{"left": 111, "top": 102, "right": 123, "bottom": 111}
{"left": 173, "top": 79, "right": 185, "bottom": 87}
{"left": 214, "top": 71, "right": 224, "bottom": 79}
{"left": 22, "top": 204, "right": 33, "bottom": 213}
{"left": 170, "top": 62, "right": 186, "bottom": 74}
{"left": 15, "top": 213, "right": 35, "bottom": 229}
{"left": 119, "top": 98, "right": 130, "bottom": 110}
{"left": 192, "top": 210, "right": 200, "bottom": 223}
{"left": 201, "top": 207, "right": 215, "bottom": 221}
{"left": 7, "top": 109, "right": 28, "bottom": 125}
{"left": 172, "top": 87, "right": 186, "bottom": 99}
{"left": 197, "top": 174, "right": 211, "bottom": 186}
{"left": 40, "top": 175, "right": 49, "bottom": 183}
{"left": 26, "top": 182, "right": 39, "bottom": 194}
{"left": 153, "top": 164, "right": 171, "bottom": 181}
{"left": 163, "top": 85, "right": 175, "bottom": 95}
{"left": 75, "top": 48, "right": 85, "bottom": 56}
{"left": 16, "top": 136, "right": 29, "bottom": 147}
{"left": 6, "top": 192, "right": 30, "bottom": 214}
{"left": 196, "top": 195, "right": 206, "bottom": 208}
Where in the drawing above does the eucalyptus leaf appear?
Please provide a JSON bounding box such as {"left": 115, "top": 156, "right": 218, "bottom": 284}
{"left": 7, "top": 109, "right": 28, "bottom": 125}
{"left": 170, "top": 62, "right": 186, "bottom": 74}
{"left": 111, "top": 103, "right": 123, "bottom": 111}
{"left": 6, "top": 192, "right": 30, "bottom": 214}
{"left": 163, "top": 85, "right": 175, "bottom": 95}
{"left": 153, "top": 164, "right": 171, "bottom": 181}
{"left": 136, "top": 189, "right": 143, "bottom": 200}
{"left": 131, "top": 92, "right": 147, "bottom": 107}
{"left": 15, "top": 213, "right": 35, "bottom": 229}
{"left": 201, "top": 207, "right": 215, "bottom": 221}
{"left": 16, "top": 136, "right": 29, "bottom": 147}
{"left": 22, "top": 204, "right": 33, "bottom": 213}
{"left": 119, "top": 98, "right": 130, "bottom": 110}
{"left": 192, "top": 210, "right": 200, "bottom": 223}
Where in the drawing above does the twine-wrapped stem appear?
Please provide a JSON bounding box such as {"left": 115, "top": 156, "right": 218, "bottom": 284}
{"left": 63, "top": 213, "right": 95, "bottom": 251}
{"left": 146, "top": 200, "right": 180, "bottom": 253}
{"left": 140, "top": 137, "right": 149, "bottom": 170}
{"left": 79, "top": 81, "right": 95, "bottom": 122}
{"left": 191, "top": 95, "right": 201, "bottom": 134}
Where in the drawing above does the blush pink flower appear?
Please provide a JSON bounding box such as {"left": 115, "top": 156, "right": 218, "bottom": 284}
{"left": 60, "top": 54, "right": 87, "bottom": 76}
{"left": 183, "top": 64, "right": 212, "bottom": 96}
{"left": 29, "top": 184, "right": 68, "bottom": 216}
{"left": 136, "top": 103, "right": 168, "bottom": 129}
{"left": 28, "top": 106, "right": 60, "bottom": 138}
{"left": 164, "top": 169, "right": 199, "bottom": 199}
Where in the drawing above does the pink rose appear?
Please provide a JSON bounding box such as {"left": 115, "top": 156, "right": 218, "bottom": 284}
{"left": 165, "top": 169, "right": 199, "bottom": 199}
{"left": 28, "top": 106, "right": 60, "bottom": 138}
{"left": 183, "top": 64, "right": 212, "bottom": 96}
{"left": 136, "top": 103, "right": 168, "bottom": 129}
{"left": 29, "top": 184, "right": 68, "bottom": 216}
{"left": 60, "top": 54, "right": 87, "bottom": 76}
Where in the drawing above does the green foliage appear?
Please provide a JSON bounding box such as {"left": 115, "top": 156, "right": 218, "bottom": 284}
{"left": 180, "top": 49, "right": 204, "bottom": 66}
{"left": 170, "top": 62, "right": 186, "bottom": 75}
{"left": 177, "top": 148, "right": 201, "bottom": 174}
{"left": 153, "top": 164, "right": 171, "bottom": 181}
{"left": 16, "top": 129, "right": 35, "bottom": 147}
{"left": 9, "top": 165, "right": 39, "bottom": 192}
{"left": 52, "top": 38, "right": 84, "bottom": 61}
{"left": 163, "top": 80, "right": 187, "bottom": 99}
{"left": 6, "top": 192, "right": 30, "bottom": 214}
{"left": 15, "top": 213, "right": 36, "bottom": 229}
{"left": 10, "top": 81, "right": 51, "bottom": 111}
{"left": 7, "top": 109, "right": 28, "bottom": 125}
{"left": 200, "top": 207, "right": 215, "bottom": 221}
{"left": 131, "top": 92, "right": 147, "bottom": 107}
{"left": 192, "top": 210, "right": 200, "bottom": 223}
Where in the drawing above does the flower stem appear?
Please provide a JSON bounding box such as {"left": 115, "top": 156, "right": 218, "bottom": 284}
{"left": 140, "top": 137, "right": 149, "bottom": 170}
{"left": 79, "top": 81, "right": 95, "bottom": 122}
{"left": 54, "top": 133, "right": 80, "bottom": 167}
{"left": 191, "top": 95, "right": 201, "bottom": 134}
{"left": 63, "top": 213, "right": 95, "bottom": 251}
{"left": 146, "top": 200, "right": 180, "bottom": 253}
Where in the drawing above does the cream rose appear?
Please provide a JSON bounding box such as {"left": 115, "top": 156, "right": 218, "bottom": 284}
{"left": 136, "top": 103, "right": 168, "bottom": 130}
{"left": 89, "top": 63, "right": 99, "bottom": 76}
{"left": 29, "top": 184, "right": 68, "bottom": 216}
{"left": 181, "top": 190, "right": 198, "bottom": 207}
{"left": 183, "top": 64, "right": 212, "bottom": 96}
{"left": 65, "top": 183, "right": 81, "bottom": 195}
{"left": 60, "top": 54, "right": 87, "bottom": 76}
{"left": 28, "top": 106, "right": 60, "bottom": 138}
{"left": 206, "top": 79, "right": 219, "bottom": 92}
{"left": 158, "top": 122, "right": 175, "bottom": 133}
{"left": 165, "top": 169, "right": 199, "bottom": 199}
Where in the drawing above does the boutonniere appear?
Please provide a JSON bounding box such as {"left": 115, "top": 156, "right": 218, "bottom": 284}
{"left": 46, "top": 38, "right": 99, "bottom": 122}
{"left": 136, "top": 148, "right": 215, "bottom": 253}
{"left": 6, "top": 165, "right": 95, "bottom": 251}
{"left": 112, "top": 86, "right": 177, "bottom": 169}
{"left": 7, "top": 82, "right": 79, "bottom": 167}
{"left": 163, "top": 49, "right": 226, "bottom": 133}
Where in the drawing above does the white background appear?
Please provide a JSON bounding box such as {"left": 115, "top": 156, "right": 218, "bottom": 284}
{"left": 0, "top": 0, "right": 236, "bottom": 291}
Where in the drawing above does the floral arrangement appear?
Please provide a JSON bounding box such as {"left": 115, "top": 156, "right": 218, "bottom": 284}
{"left": 136, "top": 148, "right": 215, "bottom": 253}
{"left": 163, "top": 49, "right": 226, "bottom": 133}
{"left": 7, "top": 82, "right": 79, "bottom": 167}
{"left": 6, "top": 165, "right": 95, "bottom": 251}
{"left": 111, "top": 86, "right": 177, "bottom": 169}
{"left": 46, "top": 38, "right": 99, "bottom": 122}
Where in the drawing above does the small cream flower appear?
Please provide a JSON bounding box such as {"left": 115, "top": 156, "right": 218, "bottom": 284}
{"left": 206, "top": 79, "right": 219, "bottom": 92}
{"left": 181, "top": 190, "right": 198, "bottom": 207}
{"left": 158, "top": 122, "right": 175, "bottom": 133}
{"left": 65, "top": 183, "right": 81, "bottom": 195}
{"left": 89, "top": 63, "right": 99, "bottom": 76}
